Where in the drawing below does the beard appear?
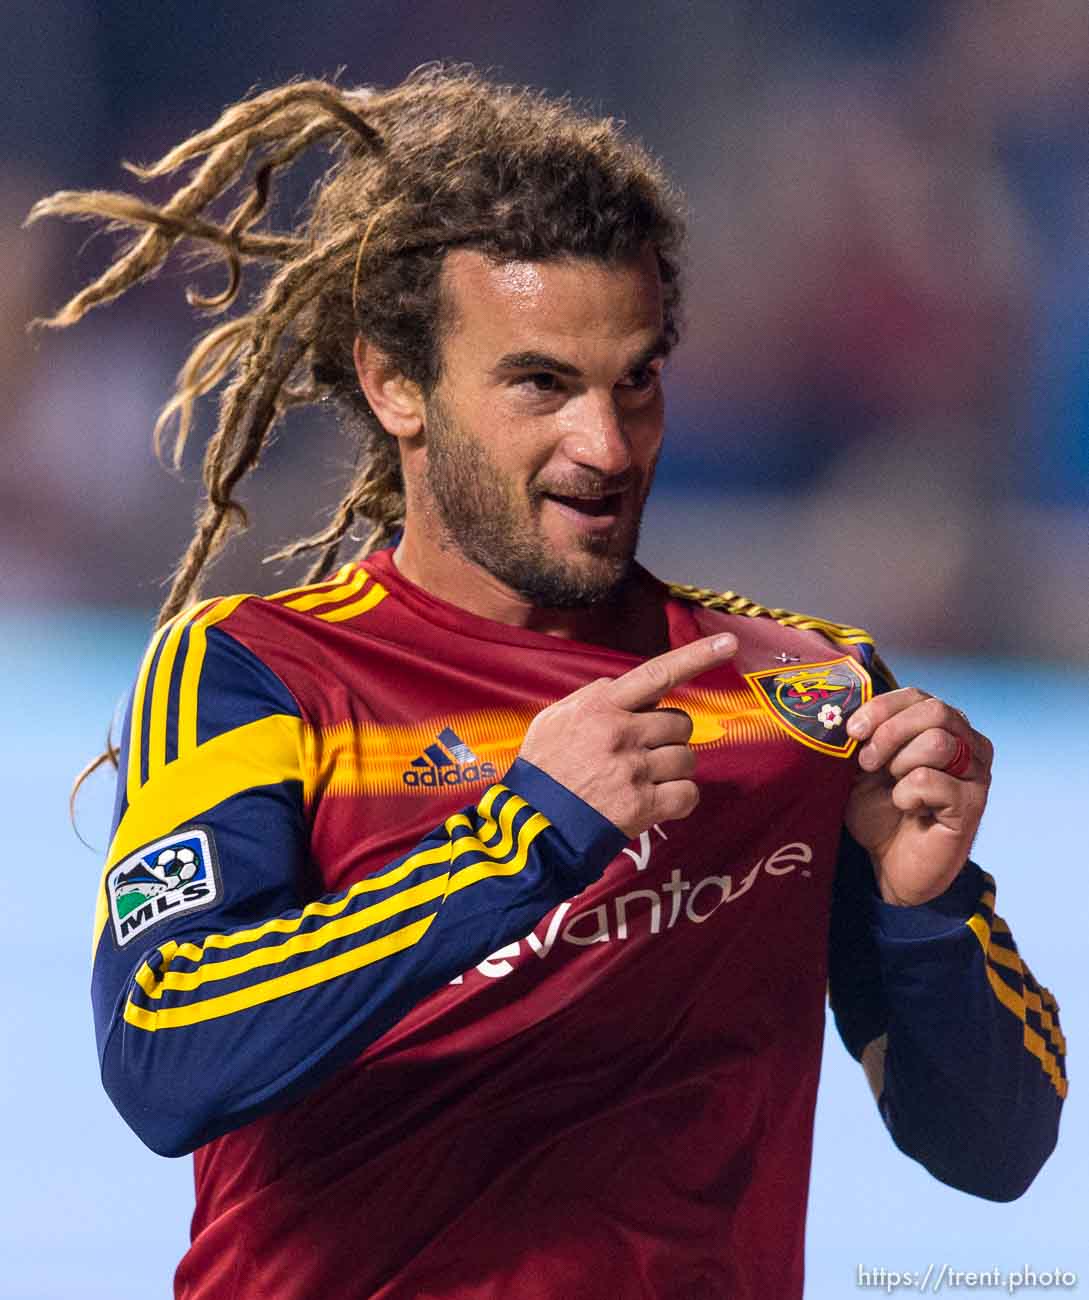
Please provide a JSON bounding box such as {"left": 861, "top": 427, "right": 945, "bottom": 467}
{"left": 423, "top": 396, "right": 654, "bottom": 609}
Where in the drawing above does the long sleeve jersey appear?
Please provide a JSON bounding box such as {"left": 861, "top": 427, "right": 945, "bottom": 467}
{"left": 90, "top": 549, "right": 1066, "bottom": 1299}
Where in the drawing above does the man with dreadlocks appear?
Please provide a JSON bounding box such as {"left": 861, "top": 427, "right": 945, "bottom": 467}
{"left": 32, "top": 68, "right": 1064, "bottom": 1300}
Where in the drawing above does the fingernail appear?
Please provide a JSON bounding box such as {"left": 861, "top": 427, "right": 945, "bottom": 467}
{"left": 711, "top": 634, "right": 736, "bottom": 652}
{"left": 847, "top": 714, "right": 868, "bottom": 738}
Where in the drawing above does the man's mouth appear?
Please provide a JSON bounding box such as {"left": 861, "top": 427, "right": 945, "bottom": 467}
{"left": 541, "top": 491, "right": 625, "bottom": 518}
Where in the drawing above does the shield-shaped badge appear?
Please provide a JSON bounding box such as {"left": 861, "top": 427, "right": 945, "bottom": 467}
{"left": 744, "top": 655, "right": 872, "bottom": 757}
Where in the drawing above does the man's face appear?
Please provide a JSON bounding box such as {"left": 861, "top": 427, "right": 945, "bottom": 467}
{"left": 419, "top": 248, "right": 667, "bottom": 608}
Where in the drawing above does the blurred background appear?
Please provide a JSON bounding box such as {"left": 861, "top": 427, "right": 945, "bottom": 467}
{"left": 2, "top": 1, "right": 1084, "bottom": 1296}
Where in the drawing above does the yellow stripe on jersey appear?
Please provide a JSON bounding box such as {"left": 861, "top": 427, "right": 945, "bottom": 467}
{"left": 669, "top": 584, "right": 876, "bottom": 648}
{"left": 283, "top": 567, "right": 368, "bottom": 612}
{"left": 119, "top": 783, "right": 508, "bottom": 973}
{"left": 316, "top": 580, "right": 388, "bottom": 622}
{"left": 135, "top": 787, "right": 511, "bottom": 998}
{"left": 992, "top": 917, "right": 1067, "bottom": 1056}
{"left": 123, "top": 569, "right": 387, "bottom": 810}
{"left": 266, "top": 564, "right": 354, "bottom": 604}
{"left": 127, "top": 599, "right": 243, "bottom": 803}
{"left": 978, "top": 962, "right": 1068, "bottom": 1099}
{"left": 966, "top": 875, "right": 1067, "bottom": 1099}
{"left": 123, "top": 916, "right": 433, "bottom": 1031}
{"left": 448, "top": 813, "right": 550, "bottom": 893}
{"left": 126, "top": 620, "right": 171, "bottom": 806}
{"left": 145, "top": 601, "right": 218, "bottom": 788}
{"left": 443, "top": 789, "right": 527, "bottom": 870}
{"left": 175, "top": 595, "right": 252, "bottom": 761}
{"left": 153, "top": 844, "right": 450, "bottom": 964}
{"left": 121, "top": 786, "right": 549, "bottom": 1032}
{"left": 671, "top": 584, "right": 899, "bottom": 692}
{"left": 985, "top": 940, "right": 1022, "bottom": 974}
{"left": 136, "top": 875, "right": 451, "bottom": 999}
{"left": 93, "top": 712, "right": 305, "bottom": 952}
{"left": 1025, "top": 987, "right": 1067, "bottom": 1058}
{"left": 126, "top": 608, "right": 196, "bottom": 805}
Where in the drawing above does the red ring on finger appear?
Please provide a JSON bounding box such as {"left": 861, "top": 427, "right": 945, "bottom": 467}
{"left": 943, "top": 735, "right": 973, "bottom": 779}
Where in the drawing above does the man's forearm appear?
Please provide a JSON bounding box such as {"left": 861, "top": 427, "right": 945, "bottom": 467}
{"left": 830, "top": 839, "right": 1065, "bottom": 1200}
{"left": 94, "top": 763, "right": 624, "bottom": 1156}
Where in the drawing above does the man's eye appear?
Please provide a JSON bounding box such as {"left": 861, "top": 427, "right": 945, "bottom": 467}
{"left": 523, "top": 373, "right": 559, "bottom": 393}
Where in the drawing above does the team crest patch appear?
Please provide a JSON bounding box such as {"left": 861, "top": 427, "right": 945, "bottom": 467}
{"left": 744, "top": 656, "right": 872, "bottom": 757}
{"left": 107, "top": 828, "right": 220, "bottom": 947}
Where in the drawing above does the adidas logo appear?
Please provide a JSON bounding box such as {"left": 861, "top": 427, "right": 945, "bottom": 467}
{"left": 401, "top": 727, "right": 498, "bottom": 789}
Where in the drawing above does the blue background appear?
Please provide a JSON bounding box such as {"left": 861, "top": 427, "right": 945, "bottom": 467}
{"left": 2, "top": 613, "right": 1083, "bottom": 1298}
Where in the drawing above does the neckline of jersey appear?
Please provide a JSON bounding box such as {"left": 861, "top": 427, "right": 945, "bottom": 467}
{"left": 359, "top": 546, "right": 706, "bottom": 662}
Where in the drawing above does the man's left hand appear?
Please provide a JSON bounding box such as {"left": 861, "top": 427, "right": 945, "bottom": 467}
{"left": 843, "top": 688, "right": 993, "bottom": 906}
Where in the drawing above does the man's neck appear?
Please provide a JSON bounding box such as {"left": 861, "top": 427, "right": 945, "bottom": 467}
{"left": 391, "top": 533, "right": 668, "bottom": 657}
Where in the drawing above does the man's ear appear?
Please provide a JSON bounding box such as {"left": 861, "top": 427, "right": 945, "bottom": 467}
{"left": 353, "top": 337, "right": 425, "bottom": 439}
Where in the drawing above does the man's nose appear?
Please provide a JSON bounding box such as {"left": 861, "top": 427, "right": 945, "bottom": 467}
{"left": 561, "top": 392, "right": 632, "bottom": 476}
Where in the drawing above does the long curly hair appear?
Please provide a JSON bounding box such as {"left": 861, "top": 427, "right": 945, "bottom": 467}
{"left": 28, "top": 65, "right": 686, "bottom": 792}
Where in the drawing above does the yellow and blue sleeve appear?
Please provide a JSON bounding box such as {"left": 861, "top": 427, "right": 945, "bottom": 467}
{"left": 829, "top": 834, "right": 1066, "bottom": 1201}
{"left": 92, "top": 607, "right": 625, "bottom": 1156}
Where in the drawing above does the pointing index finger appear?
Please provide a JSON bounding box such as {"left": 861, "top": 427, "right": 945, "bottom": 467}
{"left": 604, "top": 634, "right": 738, "bottom": 712}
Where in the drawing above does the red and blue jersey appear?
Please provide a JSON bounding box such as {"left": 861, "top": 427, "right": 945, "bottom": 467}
{"left": 91, "top": 548, "right": 1066, "bottom": 1299}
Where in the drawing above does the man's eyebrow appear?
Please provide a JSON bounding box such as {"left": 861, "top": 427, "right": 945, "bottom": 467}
{"left": 490, "top": 351, "right": 582, "bottom": 378}
{"left": 490, "top": 335, "right": 671, "bottom": 379}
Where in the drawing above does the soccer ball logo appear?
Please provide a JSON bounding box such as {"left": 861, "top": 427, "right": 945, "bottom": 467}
{"left": 154, "top": 846, "right": 199, "bottom": 885}
{"left": 109, "top": 830, "right": 217, "bottom": 944}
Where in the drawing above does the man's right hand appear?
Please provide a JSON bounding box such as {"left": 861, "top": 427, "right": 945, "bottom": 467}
{"left": 518, "top": 633, "right": 738, "bottom": 838}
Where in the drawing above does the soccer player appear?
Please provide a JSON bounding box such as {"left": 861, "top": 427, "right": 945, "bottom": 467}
{"left": 32, "top": 68, "right": 1065, "bottom": 1299}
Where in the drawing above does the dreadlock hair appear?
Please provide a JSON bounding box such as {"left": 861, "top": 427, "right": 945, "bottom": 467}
{"left": 30, "top": 65, "right": 686, "bottom": 795}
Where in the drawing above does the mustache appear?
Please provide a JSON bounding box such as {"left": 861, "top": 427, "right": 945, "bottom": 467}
{"left": 531, "top": 471, "right": 638, "bottom": 500}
